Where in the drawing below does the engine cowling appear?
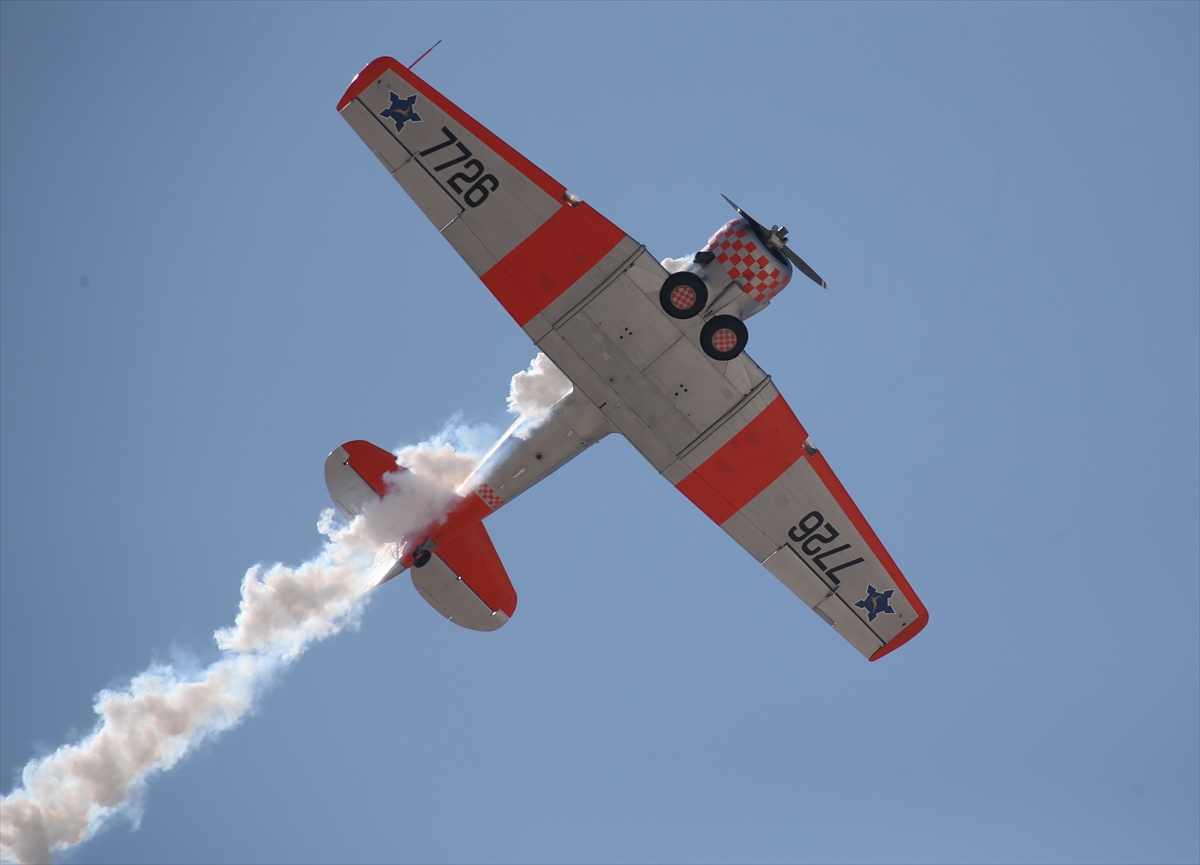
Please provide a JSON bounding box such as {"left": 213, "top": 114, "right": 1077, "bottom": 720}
{"left": 699, "top": 217, "right": 793, "bottom": 316}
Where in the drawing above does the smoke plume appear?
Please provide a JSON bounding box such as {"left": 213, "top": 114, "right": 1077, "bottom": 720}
{"left": 0, "top": 514, "right": 380, "bottom": 865}
{"left": 0, "top": 354, "right": 567, "bottom": 864}
{"left": 506, "top": 352, "right": 573, "bottom": 437}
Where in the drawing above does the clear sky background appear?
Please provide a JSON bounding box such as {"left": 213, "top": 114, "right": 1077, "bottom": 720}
{"left": 2, "top": 3, "right": 1197, "bottom": 863}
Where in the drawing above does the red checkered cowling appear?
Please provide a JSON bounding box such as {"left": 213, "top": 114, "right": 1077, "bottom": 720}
{"left": 474, "top": 482, "right": 504, "bottom": 510}
{"left": 704, "top": 219, "right": 792, "bottom": 303}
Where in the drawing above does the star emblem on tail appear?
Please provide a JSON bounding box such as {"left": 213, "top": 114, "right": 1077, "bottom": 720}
{"left": 379, "top": 92, "right": 421, "bottom": 132}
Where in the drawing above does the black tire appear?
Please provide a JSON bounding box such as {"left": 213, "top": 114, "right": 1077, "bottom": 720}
{"left": 412, "top": 549, "right": 432, "bottom": 568}
{"left": 700, "top": 315, "right": 749, "bottom": 361}
{"left": 659, "top": 272, "right": 708, "bottom": 319}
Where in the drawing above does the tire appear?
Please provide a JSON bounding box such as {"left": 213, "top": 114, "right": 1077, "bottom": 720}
{"left": 659, "top": 272, "right": 708, "bottom": 319}
{"left": 700, "top": 315, "right": 749, "bottom": 361}
{"left": 413, "top": 549, "right": 432, "bottom": 568}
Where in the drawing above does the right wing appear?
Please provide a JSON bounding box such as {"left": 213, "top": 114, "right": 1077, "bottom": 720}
{"left": 668, "top": 391, "right": 929, "bottom": 660}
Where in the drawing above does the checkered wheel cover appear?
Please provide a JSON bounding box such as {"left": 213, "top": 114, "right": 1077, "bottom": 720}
{"left": 670, "top": 285, "right": 697, "bottom": 310}
{"left": 711, "top": 328, "right": 738, "bottom": 353}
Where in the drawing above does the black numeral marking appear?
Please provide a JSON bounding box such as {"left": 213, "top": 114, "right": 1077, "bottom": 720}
{"left": 788, "top": 511, "right": 823, "bottom": 544}
{"left": 418, "top": 126, "right": 459, "bottom": 157}
{"left": 812, "top": 543, "right": 852, "bottom": 570}
{"left": 416, "top": 125, "right": 500, "bottom": 207}
{"left": 447, "top": 159, "right": 484, "bottom": 192}
{"left": 464, "top": 175, "right": 498, "bottom": 207}
{"left": 787, "top": 511, "right": 867, "bottom": 586}
{"left": 824, "top": 557, "right": 865, "bottom": 583}
{"left": 801, "top": 525, "right": 840, "bottom": 556}
{"left": 433, "top": 142, "right": 472, "bottom": 172}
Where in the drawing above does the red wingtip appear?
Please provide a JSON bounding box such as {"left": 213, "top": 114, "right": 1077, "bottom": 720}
{"left": 868, "top": 606, "right": 929, "bottom": 661}
{"left": 337, "top": 56, "right": 405, "bottom": 112}
{"left": 334, "top": 56, "right": 566, "bottom": 201}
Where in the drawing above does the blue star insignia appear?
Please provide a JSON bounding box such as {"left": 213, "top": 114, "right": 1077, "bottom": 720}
{"left": 379, "top": 92, "right": 421, "bottom": 132}
{"left": 854, "top": 584, "right": 895, "bottom": 622}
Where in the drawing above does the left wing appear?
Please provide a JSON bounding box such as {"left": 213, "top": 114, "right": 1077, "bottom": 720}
{"left": 338, "top": 58, "right": 636, "bottom": 331}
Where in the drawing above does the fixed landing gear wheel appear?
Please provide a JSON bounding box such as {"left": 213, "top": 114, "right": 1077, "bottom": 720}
{"left": 700, "top": 315, "right": 749, "bottom": 361}
{"left": 659, "top": 272, "right": 708, "bottom": 319}
{"left": 412, "top": 549, "right": 432, "bottom": 568}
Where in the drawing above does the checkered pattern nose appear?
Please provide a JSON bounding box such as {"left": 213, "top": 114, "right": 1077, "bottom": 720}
{"left": 705, "top": 219, "right": 792, "bottom": 303}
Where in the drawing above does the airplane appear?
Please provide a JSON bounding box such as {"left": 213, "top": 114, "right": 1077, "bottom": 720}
{"left": 325, "top": 56, "right": 928, "bottom": 660}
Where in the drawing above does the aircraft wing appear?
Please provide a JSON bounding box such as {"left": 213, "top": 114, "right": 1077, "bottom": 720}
{"left": 338, "top": 58, "right": 635, "bottom": 329}
{"left": 338, "top": 58, "right": 927, "bottom": 658}
{"left": 668, "top": 391, "right": 928, "bottom": 659}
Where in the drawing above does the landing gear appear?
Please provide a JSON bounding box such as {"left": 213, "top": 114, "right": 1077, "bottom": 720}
{"left": 413, "top": 549, "right": 432, "bottom": 568}
{"left": 700, "top": 315, "right": 749, "bottom": 361}
{"left": 659, "top": 272, "right": 708, "bottom": 320}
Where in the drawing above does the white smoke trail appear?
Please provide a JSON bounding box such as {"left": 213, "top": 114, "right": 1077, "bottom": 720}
{"left": 0, "top": 355, "right": 563, "bottom": 864}
{"left": 0, "top": 451, "right": 473, "bottom": 864}
{"left": 0, "top": 515, "right": 375, "bottom": 864}
{"left": 505, "top": 352, "right": 573, "bottom": 438}
{"left": 660, "top": 255, "right": 693, "bottom": 274}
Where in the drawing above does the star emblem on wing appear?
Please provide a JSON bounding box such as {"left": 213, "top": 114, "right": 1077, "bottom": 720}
{"left": 854, "top": 584, "right": 895, "bottom": 622}
{"left": 379, "top": 92, "right": 422, "bottom": 132}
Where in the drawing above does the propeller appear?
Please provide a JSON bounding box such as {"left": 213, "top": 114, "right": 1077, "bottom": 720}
{"left": 721, "top": 194, "right": 827, "bottom": 289}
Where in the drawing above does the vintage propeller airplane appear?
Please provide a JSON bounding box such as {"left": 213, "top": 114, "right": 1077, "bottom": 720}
{"left": 326, "top": 56, "right": 928, "bottom": 659}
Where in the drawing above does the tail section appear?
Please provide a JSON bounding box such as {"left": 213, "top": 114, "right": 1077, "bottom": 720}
{"left": 412, "top": 521, "right": 516, "bottom": 631}
{"left": 323, "top": 439, "right": 517, "bottom": 631}
{"left": 325, "top": 439, "right": 402, "bottom": 519}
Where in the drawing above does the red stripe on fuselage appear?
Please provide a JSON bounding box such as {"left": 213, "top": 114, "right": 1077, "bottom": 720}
{"left": 482, "top": 203, "right": 626, "bottom": 326}
{"left": 675, "top": 395, "right": 809, "bottom": 525}
{"left": 337, "top": 57, "right": 564, "bottom": 200}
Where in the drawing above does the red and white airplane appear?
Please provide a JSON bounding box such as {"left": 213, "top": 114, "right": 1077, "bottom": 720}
{"left": 326, "top": 57, "right": 928, "bottom": 660}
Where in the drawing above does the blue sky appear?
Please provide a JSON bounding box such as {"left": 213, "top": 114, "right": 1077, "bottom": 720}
{"left": 1, "top": 2, "right": 1197, "bottom": 863}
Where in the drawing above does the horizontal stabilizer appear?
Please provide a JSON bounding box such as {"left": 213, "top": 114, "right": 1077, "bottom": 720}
{"left": 413, "top": 521, "right": 516, "bottom": 631}
{"left": 325, "top": 440, "right": 401, "bottom": 519}
{"left": 325, "top": 438, "right": 517, "bottom": 630}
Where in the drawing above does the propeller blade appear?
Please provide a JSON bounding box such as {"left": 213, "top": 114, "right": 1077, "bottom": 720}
{"left": 780, "top": 245, "right": 828, "bottom": 289}
{"left": 720, "top": 194, "right": 771, "bottom": 238}
{"left": 721, "top": 194, "right": 828, "bottom": 289}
